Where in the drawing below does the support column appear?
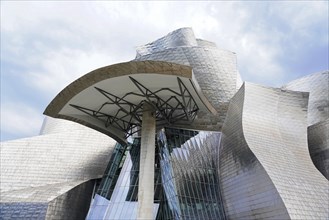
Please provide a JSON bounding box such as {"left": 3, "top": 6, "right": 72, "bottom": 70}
{"left": 138, "top": 102, "right": 156, "bottom": 220}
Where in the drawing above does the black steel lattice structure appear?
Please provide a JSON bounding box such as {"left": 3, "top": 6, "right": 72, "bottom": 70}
{"left": 70, "top": 77, "right": 199, "bottom": 138}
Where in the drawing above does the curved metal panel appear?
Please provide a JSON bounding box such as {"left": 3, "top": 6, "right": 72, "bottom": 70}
{"left": 219, "top": 84, "right": 290, "bottom": 219}
{"left": 136, "top": 27, "right": 198, "bottom": 57}
{"left": 308, "top": 119, "right": 329, "bottom": 180}
{"left": 219, "top": 82, "right": 328, "bottom": 219}
{"left": 1, "top": 121, "right": 116, "bottom": 193}
{"left": 282, "top": 71, "right": 329, "bottom": 126}
{"left": 135, "top": 28, "right": 241, "bottom": 131}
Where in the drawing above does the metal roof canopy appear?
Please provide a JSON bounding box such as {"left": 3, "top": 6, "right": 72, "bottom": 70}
{"left": 44, "top": 61, "right": 216, "bottom": 144}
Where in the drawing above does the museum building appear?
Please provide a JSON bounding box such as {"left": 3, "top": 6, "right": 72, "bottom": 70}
{"left": 1, "top": 28, "right": 328, "bottom": 220}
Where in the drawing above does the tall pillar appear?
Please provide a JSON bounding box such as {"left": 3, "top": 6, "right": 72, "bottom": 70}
{"left": 137, "top": 102, "right": 156, "bottom": 220}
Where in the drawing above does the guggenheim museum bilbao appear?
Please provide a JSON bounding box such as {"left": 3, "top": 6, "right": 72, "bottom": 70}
{"left": 1, "top": 28, "right": 328, "bottom": 220}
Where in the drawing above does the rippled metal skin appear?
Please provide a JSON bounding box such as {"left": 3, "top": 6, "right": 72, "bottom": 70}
{"left": 308, "top": 119, "right": 329, "bottom": 180}
{"left": 219, "top": 82, "right": 329, "bottom": 219}
{"left": 283, "top": 71, "right": 329, "bottom": 180}
{"left": 39, "top": 115, "right": 96, "bottom": 135}
{"left": 282, "top": 71, "right": 329, "bottom": 126}
{"left": 0, "top": 117, "right": 116, "bottom": 219}
{"left": 135, "top": 27, "right": 241, "bottom": 131}
{"left": 2, "top": 27, "right": 328, "bottom": 220}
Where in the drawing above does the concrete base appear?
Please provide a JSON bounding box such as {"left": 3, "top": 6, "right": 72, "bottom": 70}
{"left": 137, "top": 102, "right": 156, "bottom": 220}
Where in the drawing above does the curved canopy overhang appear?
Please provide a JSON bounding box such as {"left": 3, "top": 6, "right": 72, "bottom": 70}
{"left": 44, "top": 61, "right": 217, "bottom": 144}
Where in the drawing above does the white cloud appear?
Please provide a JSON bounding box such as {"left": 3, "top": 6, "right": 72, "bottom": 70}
{"left": 195, "top": 1, "right": 328, "bottom": 86}
{"left": 182, "top": 2, "right": 286, "bottom": 85}
{"left": 0, "top": 103, "right": 44, "bottom": 140}
{"left": 23, "top": 48, "right": 124, "bottom": 99}
{"left": 273, "top": 1, "right": 328, "bottom": 31}
{"left": 1, "top": 1, "right": 328, "bottom": 140}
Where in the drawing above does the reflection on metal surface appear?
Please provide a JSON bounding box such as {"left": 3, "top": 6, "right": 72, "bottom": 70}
{"left": 283, "top": 71, "right": 329, "bottom": 181}
{"left": 157, "top": 128, "right": 226, "bottom": 220}
{"left": 308, "top": 119, "right": 329, "bottom": 180}
{"left": 87, "top": 128, "right": 227, "bottom": 220}
{"left": 2, "top": 28, "right": 329, "bottom": 220}
{"left": 219, "top": 83, "right": 329, "bottom": 219}
{"left": 282, "top": 71, "right": 329, "bottom": 126}
{"left": 135, "top": 28, "right": 240, "bottom": 131}
{"left": 0, "top": 117, "right": 116, "bottom": 219}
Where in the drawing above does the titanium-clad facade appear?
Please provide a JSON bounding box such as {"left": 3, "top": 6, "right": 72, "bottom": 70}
{"left": 135, "top": 28, "right": 241, "bottom": 131}
{"left": 282, "top": 71, "right": 328, "bottom": 126}
{"left": 219, "top": 82, "right": 328, "bottom": 219}
{"left": 1, "top": 28, "right": 328, "bottom": 220}
{"left": 308, "top": 119, "right": 329, "bottom": 180}
{"left": 218, "top": 84, "right": 290, "bottom": 219}
{"left": 0, "top": 117, "right": 116, "bottom": 219}
{"left": 282, "top": 71, "right": 329, "bottom": 180}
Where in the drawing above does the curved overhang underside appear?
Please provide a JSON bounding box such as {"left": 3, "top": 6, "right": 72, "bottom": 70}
{"left": 44, "top": 61, "right": 217, "bottom": 144}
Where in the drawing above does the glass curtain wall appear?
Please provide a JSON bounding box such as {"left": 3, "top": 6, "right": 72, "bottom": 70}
{"left": 156, "top": 128, "right": 226, "bottom": 220}
{"left": 87, "top": 139, "right": 161, "bottom": 219}
{"left": 87, "top": 128, "right": 226, "bottom": 220}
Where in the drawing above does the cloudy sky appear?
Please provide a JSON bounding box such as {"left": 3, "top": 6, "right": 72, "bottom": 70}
{"left": 1, "top": 1, "right": 328, "bottom": 141}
